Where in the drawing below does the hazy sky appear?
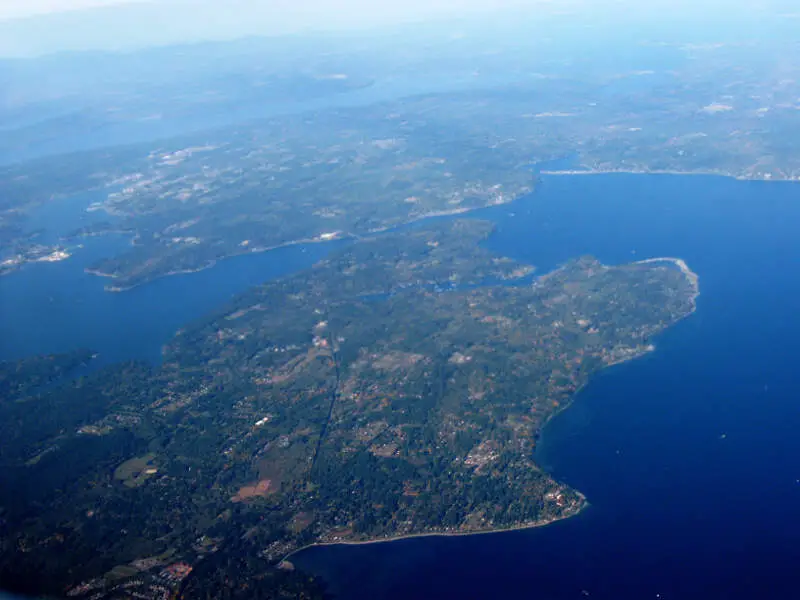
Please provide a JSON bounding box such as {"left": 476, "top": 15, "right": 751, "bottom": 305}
{"left": 0, "top": 0, "right": 790, "bottom": 57}
{"left": 0, "top": 0, "right": 536, "bottom": 22}
{"left": 0, "top": 0, "right": 137, "bottom": 20}
{"left": 0, "top": 0, "right": 542, "bottom": 56}
{"left": 0, "top": 0, "right": 782, "bottom": 22}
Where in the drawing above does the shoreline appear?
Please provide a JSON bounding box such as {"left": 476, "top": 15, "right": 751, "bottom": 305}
{"left": 78, "top": 167, "right": 738, "bottom": 294}
{"left": 540, "top": 168, "right": 800, "bottom": 182}
{"left": 283, "top": 256, "right": 699, "bottom": 564}
{"left": 634, "top": 256, "right": 701, "bottom": 307}
{"left": 282, "top": 497, "right": 588, "bottom": 563}
{"left": 86, "top": 234, "right": 358, "bottom": 292}
{"left": 84, "top": 194, "right": 526, "bottom": 293}
{"left": 18, "top": 169, "right": 800, "bottom": 293}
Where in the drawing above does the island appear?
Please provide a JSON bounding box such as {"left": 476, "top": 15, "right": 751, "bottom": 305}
{"left": 0, "top": 219, "right": 698, "bottom": 599}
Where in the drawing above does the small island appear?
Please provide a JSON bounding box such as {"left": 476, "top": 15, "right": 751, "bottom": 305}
{"left": 0, "top": 219, "right": 698, "bottom": 599}
{"left": 0, "top": 243, "right": 73, "bottom": 276}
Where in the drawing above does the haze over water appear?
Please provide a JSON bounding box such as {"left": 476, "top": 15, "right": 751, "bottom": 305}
{"left": 2, "top": 173, "right": 800, "bottom": 598}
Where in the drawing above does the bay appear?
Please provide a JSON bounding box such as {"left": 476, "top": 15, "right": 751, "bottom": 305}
{"left": 0, "top": 190, "right": 339, "bottom": 364}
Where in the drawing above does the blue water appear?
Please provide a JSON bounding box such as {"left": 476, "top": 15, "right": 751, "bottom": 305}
{"left": 2, "top": 173, "right": 800, "bottom": 599}
{"left": 20, "top": 191, "right": 104, "bottom": 243}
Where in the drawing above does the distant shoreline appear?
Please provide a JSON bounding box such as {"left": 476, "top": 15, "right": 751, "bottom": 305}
{"left": 84, "top": 193, "right": 526, "bottom": 293}
{"left": 539, "top": 168, "right": 800, "bottom": 182}
{"left": 80, "top": 170, "right": 724, "bottom": 297}
{"left": 85, "top": 233, "right": 357, "bottom": 292}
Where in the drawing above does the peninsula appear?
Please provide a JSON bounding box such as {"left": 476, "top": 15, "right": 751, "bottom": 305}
{"left": 0, "top": 219, "right": 698, "bottom": 599}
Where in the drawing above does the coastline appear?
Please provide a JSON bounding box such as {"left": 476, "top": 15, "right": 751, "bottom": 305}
{"left": 540, "top": 167, "right": 800, "bottom": 182}
{"left": 84, "top": 194, "right": 525, "bottom": 293}
{"left": 281, "top": 496, "right": 588, "bottom": 564}
{"left": 283, "top": 256, "right": 699, "bottom": 565}
{"left": 77, "top": 167, "right": 736, "bottom": 294}
{"left": 634, "top": 256, "right": 701, "bottom": 307}
{"left": 86, "top": 234, "right": 358, "bottom": 292}
{"left": 366, "top": 190, "right": 528, "bottom": 235}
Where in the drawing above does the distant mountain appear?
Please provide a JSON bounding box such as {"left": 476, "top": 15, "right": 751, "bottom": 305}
{"left": 0, "top": 0, "right": 536, "bottom": 58}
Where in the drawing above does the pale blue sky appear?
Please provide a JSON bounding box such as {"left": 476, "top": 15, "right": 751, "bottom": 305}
{"left": 0, "top": 0, "right": 531, "bottom": 23}
{"left": 0, "top": 0, "right": 533, "bottom": 56}
{"left": 0, "top": 0, "right": 784, "bottom": 57}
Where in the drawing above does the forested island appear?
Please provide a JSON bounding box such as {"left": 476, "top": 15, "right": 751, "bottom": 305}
{"left": 0, "top": 219, "right": 698, "bottom": 599}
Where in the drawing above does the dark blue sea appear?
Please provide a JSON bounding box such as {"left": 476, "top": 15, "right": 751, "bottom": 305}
{"left": 2, "top": 173, "right": 800, "bottom": 599}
